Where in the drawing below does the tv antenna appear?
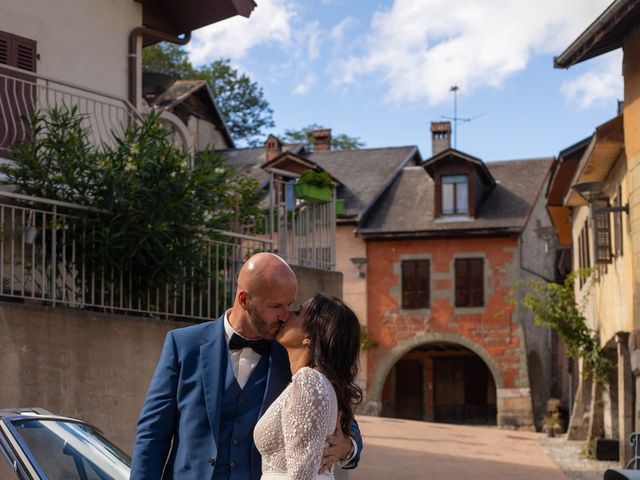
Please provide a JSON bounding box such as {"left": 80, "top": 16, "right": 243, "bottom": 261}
{"left": 441, "top": 85, "right": 484, "bottom": 149}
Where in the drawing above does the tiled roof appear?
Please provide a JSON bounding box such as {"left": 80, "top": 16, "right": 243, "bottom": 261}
{"left": 218, "top": 145, "right": 420, "bottom": 219}
{"left": 308, "top": 147, "right": 419, "bottom": 218}
{"left": 358, "top": 157, "right": 554, "bottom": 236}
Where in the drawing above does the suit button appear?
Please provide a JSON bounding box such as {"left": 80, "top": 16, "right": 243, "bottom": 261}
{"left": 230, "top": 461, "right": 236, "bottom": 468}
{"left": 208, "top": 458, "right": 215, "bottom": 466}
{"left": 236, "top": 417, "right": 243, "bottom": 423}
{"left": 232, "top": 438, "right": 239, "bottom": 445}
{"left": 239, "top": 397, "right": 245, "bottom": 404}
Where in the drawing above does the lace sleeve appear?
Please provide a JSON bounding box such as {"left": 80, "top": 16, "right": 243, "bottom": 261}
{"left": 282, "top": 368, "right": 335, "bottom": 480}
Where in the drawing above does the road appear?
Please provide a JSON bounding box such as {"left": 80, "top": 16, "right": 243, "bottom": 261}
{"left": 350, "top": 416, "right": 568, "bottom": 480}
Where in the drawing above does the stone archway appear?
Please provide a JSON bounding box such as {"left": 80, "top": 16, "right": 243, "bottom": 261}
{"left": 368, "top": 332, "right": 504, "bottom": 417}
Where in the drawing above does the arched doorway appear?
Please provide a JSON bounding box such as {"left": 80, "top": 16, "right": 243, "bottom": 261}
{"left": 380, "top": 342, "right": 497, "bottom": 425}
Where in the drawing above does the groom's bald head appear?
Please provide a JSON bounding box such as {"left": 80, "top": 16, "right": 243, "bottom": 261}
{"left": 231, "top": 253, "right": 297, "bottom": 339}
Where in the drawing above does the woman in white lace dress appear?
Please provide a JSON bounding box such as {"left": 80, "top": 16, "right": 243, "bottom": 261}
{"left": 254, "top": 293, "right": 362, "bottom": 480}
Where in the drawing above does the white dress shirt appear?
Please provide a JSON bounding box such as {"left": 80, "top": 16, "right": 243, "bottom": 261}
{"left": 224, "top": 310, "right": 262, "bottom": 389}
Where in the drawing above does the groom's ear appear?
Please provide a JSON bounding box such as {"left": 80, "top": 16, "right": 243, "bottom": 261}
{"left": 238, "top": 290, "right": 249, "bottom": 310}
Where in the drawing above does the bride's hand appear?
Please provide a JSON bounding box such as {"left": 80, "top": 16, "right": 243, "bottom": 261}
{"left": 319, "top": 412, "right": 353, "bottom": 474}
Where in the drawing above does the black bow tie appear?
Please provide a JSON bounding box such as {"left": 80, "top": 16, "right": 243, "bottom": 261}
{"left": 229, "top": 333, "right": 270, "bottom": 355}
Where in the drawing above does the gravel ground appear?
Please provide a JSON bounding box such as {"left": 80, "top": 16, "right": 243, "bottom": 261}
{"left": 540, "top": 435, "right": 619, "bottom": 480}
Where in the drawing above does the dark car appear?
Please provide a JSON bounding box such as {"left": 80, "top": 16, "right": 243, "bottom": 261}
{"left": 0, "top": 408, "right": 131, "bottom": 479}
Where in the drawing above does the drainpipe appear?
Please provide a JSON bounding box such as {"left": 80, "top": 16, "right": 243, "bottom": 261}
{"left": 128, "top": 27, "right": 191, "bottom": 108}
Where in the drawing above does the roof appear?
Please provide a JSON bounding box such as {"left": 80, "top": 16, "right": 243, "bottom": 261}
{"left": 218, "top": 145, "right": 421, "bottom": 220}
{"left": 140, "top": 0, "right": 256, "bottom": 39}
{"left": 555, "top": 0, "right": 640, "bottom": 68}
{"left": 151, "top": 80, "right": 234, "bottom": 148}
{"left": 422, "top": 148, "right": 496, "bottom": 186}
{"left": 358, "top": 157, "right": 554, "bottom": 237}
{"left": 308, "top": 147, "right": 420, "bottom": 219}
{"left": 218, "top": 144, "right": 305, "bottom": 186}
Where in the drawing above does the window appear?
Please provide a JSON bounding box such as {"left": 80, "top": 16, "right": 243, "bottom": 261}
{"left": 454, "top": 258, "right": 483, "bottom": 307}
{"left": 0, "top": 30, "right": 37, "bottom": 156}
{"left": 442, "top": 174, "right": 468, "bottom": 215}
{"left": 402, "top": 259, "right": 430, "bottom": 309}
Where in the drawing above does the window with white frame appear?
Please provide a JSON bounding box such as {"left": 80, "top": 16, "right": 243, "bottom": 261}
{"left": 442, "top": 174, "right": 468, "bottom": 215}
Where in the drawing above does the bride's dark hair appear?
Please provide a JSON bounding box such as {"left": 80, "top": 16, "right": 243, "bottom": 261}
{"left": 303, "top": 293, "right": 362, "bottom": 434}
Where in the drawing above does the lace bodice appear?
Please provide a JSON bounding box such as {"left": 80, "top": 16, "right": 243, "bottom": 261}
{"left": 254, "top": 367, "right": 338, "bottom": 479}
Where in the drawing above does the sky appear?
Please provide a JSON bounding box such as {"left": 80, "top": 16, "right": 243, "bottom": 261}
{"left": 185, "top": 0, "right": 623, "bottom": 162}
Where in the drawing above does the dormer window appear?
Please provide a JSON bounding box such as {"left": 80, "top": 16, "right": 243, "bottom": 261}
{"left": 442, "top": 174, "right": 468, "bottom": 215}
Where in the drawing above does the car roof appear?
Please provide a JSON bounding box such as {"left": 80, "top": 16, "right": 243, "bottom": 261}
{"left": 0, "top": 408, "right": 55, "bottom": 418}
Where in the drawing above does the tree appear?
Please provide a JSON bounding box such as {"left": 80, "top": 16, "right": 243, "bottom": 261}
{"left": 143, "top": 43, "right": 274, "bottom": 146}
{"left": 2, "top": 105, "right": 262, "bottom": 288}
{"left": 281, "top": 124, "right": 365, "bottom": 151}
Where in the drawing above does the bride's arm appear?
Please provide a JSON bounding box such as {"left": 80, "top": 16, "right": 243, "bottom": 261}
{"left": 282, "top": 368, "right": 334, "bottom": 480}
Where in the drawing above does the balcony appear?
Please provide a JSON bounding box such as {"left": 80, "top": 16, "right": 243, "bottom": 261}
{"left": 0, "top": 67, "right": 337, "bottom": 319}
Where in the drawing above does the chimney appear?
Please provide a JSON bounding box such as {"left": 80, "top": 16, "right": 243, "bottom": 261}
{"left": 312, "top": 129, "right": 332, "bottom": 151}
{"left": 264, "top": 134, "right": 283, "bottom": 163}
{"left": 431, "top": 121, "right": 451, "bottom": 156}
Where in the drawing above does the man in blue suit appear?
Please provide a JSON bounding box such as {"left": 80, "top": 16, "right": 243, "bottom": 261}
{"left": 131, "top": 252, "right": 360, "bottom": 479}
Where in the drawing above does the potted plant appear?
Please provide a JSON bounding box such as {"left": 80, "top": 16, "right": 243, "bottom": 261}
{"left": 294, "top": 170, "right": 334, "bottom": 203}
{"left": 336, "top": 198, "right": 345, "bottom": 215}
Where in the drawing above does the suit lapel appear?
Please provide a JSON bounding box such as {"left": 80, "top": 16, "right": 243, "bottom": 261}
{"left": 200, "top": 317, "right": 227, "bottom": 453}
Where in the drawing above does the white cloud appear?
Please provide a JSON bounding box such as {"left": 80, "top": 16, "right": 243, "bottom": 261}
{"left": 330, "top": 16, "right": 357, "bottom": 43}
{"left": 335, "top": 0, "right": 615, "bottom": 105}
{"left": 293, "top": 73, "right": 317, "bottom": 95}
{"left": 187, "top": 0, "right": 296, "bottom": 64}
{"left": 561, "top": 51, "right": 622, "bottom": 109}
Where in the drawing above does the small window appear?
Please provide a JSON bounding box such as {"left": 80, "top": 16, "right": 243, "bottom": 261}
{"left": 402, "top": 259, "right": 430, "bottom": 309}
{"left": 442, "top": 174, "right": 468, "bottom": 215}
{"left": 454, "top": 258, "right": 483, "bottom": 307}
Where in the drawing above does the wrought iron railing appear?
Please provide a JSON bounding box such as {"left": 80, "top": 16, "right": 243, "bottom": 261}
{"left": 0, "top": 190, "right": 272, "bottom": 321}
{"left": 0, "top": 63, "right": 142, "bottom": 155}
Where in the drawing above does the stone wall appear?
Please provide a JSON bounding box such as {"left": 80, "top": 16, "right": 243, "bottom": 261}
{"left": 0, "top": 265, "right": 342, "bottom": 454}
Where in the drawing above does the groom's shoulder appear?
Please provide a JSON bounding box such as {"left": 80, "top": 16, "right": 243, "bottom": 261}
{"left": 169, "top": 317, "right": 221, "bottom": 344}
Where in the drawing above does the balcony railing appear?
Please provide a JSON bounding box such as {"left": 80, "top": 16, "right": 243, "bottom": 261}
{"left": 0, "top": 64, "right": 142, "bottom": 156}
{"left": 261, "top": 173, "right": 336, "bottom": 271}
{"left": 0, "top": 190, "right": 272, "bottom": 321}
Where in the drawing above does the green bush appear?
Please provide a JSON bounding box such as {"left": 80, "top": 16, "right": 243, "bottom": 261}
{"left": 2, "top": 106, "right": 262, "bottom": 291}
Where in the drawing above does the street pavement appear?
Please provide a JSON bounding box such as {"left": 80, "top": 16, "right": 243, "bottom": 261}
{"left": 351, "top": 415, "right": 569, "bottom": 480}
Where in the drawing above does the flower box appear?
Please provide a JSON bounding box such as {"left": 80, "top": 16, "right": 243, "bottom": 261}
{"left": 336, "top": 199, "right": 345, "bottom": 215}
{"left": 294, "top": 183, "right": 332, "bottom": 203}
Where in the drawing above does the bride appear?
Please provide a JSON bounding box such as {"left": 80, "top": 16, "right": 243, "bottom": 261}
{"left": 253, "top": 293, "right": 362, "bottom": 479}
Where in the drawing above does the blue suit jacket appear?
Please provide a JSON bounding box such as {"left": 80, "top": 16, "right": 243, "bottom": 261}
{"left": 130, "top": 315, "right": 362, "bottom": 480}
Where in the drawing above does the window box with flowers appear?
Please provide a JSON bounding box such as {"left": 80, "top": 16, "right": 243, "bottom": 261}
{"left": 294, "top": 170, "right": 334, "bottom": 203}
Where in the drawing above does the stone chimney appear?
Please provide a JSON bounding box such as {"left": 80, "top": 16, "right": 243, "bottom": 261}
{"left": 264, "top": 134, "right": 283, "bottom": 163}
{"left": 431, "top": 121, "right": 451, "bottom": 156}
{"left": 312, "top": 129, "right": 332, "bottom": 151}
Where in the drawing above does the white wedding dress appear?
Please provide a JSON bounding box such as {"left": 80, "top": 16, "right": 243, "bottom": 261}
{"left": 254, "top": 367, "right": 337, "bottom": 480}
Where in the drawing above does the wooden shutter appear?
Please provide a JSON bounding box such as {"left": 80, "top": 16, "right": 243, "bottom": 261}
{"left": 0, "top": 31, "right": 9, "bottom": 65}
{"left": 416, "top": 259, "right": 430, "bottom": 308}
{"left": 454, "top": 259, "right": 467, "bottom": 307}
{"left": 468, "top": 258, "right": 484, "bottom": 307}
{"left": 0, "top": 30, "right": 37, "bottom": 157}
{"left": 455, "top": 258, "right": 483, "bottom": 307}
{"left": 591, "top": 198, "right": 611, "bottom": 264}
{"left": 402, "top": 259, "right": 430, "bottom": 309}
{"left": 402, "top": 260, "right": 416, "bottom": 309}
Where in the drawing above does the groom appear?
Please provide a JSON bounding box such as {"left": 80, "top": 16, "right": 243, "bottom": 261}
{"left": 130, "top": 252, "right": 361, "bottom": 479}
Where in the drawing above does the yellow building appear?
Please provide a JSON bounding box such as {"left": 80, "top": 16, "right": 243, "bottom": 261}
{"left": 555, "top": 0, "right": 640, "bottom": 465}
